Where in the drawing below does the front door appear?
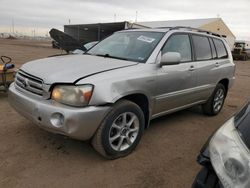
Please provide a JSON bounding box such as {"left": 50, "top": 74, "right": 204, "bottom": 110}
{"left": 154, "top": 33, "right": 197, "bottom": 116}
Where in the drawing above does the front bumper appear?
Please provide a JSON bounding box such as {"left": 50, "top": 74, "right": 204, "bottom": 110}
{"left": 192, "top": 133, "right": 223, "bottom": 188}
{"left": 193, "top": 151, "right": 223, "bottom": 188}
{"left": 8, "top": 83, "right": 110, "bottom": 140}
{"left": 192, "top": 166, "right": 222, "bottom": 188}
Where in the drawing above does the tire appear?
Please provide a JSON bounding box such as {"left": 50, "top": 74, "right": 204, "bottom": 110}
{"left": 92, "top": 100, "right": 145, "bottom": 159}
{"left": 202, "top": 83, "right": 226, "bottom": 116}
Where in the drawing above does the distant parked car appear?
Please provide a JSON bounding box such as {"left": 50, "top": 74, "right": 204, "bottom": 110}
{"left": 50, "top": 28, "right": 86, "bottom": 53}
{"left": 9, "top": 27, "right": 235, "bottom": 159}
{"left": 72, "top": 41, "right": 98, "bottom": 54}
{"left": 84, "top": 41, "right": 98, "bottom": 50}
{"left": 232, "top": 41, "right": 250, "bottom": 61}
{"left": 52, "top": 40, "right": 60, "bottom": 49}
{"left": 192, "top": 101, "right": 250, "bottom": 188}
{"left": 51, "top": 39, "right": 98, "bottom": 54}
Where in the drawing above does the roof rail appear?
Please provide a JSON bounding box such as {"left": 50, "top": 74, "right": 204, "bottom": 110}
{"left": 156, "top": 26, "right": 226, "bottom": 38}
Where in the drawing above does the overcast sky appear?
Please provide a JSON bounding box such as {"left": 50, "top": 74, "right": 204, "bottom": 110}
{"left": 0, "top": 0, "right": 249, "bottom": 40}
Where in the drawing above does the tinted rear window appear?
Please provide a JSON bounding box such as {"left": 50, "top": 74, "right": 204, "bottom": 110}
{"left": 192, "top": 35, "right": 212, "bottom": 61}
{"left": 213, "top": 39, "right": 228, "bottom": 59}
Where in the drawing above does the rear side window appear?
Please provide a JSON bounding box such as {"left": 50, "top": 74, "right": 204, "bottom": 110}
{"left": 192, "top": 35, "right": 212, "bottom": 61}
{"left": 162, "top": 34, "right": 192, "bottom": 62}
{"left": 209, "top": 38, "right": 217, "bottom": 59}
{"left": 213, "top": 39, "right": 228, "bottom": 59}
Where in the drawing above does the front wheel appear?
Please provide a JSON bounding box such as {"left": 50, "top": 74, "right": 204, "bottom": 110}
{"left": 92, "top": 100, "right": 145, "bottom": 159}
{"left": 202, "top": 83, "right": 226, "bottom": 116}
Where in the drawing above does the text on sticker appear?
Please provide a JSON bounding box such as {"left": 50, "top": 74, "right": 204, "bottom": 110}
{"left": 137, "top": 36, "right": 155, "bottom": 43}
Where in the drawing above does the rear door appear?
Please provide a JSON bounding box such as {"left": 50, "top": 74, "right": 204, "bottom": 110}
{"left": 191, "top": 35, "right": 222, "bottom": 101}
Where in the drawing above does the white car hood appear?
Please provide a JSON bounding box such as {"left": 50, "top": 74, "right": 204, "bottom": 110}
{"left": 21, "top": 54, "right": 138, "bottom": 84}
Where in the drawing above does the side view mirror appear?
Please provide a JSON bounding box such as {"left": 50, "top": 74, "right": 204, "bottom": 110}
{"left": 160, "top": 52, "right": 181, "bottom": 66}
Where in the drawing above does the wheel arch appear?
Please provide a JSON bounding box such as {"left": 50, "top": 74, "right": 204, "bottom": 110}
{"left": 218, "top": 78, "right": 229, "bottom": 95}
{"left": 116, "top": 93, "right": 151, "bottom": 129}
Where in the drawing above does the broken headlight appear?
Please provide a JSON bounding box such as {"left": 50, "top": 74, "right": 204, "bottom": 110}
{"left": 209, "top": 118, "right": 250, "bottom": 188}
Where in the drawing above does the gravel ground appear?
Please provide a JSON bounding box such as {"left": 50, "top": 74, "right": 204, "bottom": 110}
{"left": 0, "top": 38, "right": 249, "bottom": 188}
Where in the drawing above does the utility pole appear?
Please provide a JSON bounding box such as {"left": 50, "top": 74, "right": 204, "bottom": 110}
{"left": 32, "top": 29, "right": 35, "bottom": 38}
{"left": 114, "top": 14, "right": 117, "bottom": 22}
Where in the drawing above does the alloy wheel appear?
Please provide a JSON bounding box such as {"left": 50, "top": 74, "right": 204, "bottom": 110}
{"left": 213, "top": 88, "right": 225, "bottom": 113}
{"left": 108, "top": 112, "right": 139, "bottom": 151}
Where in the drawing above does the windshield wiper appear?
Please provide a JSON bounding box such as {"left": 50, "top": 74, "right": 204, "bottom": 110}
{"left": 94, "top": 54, "right": 128, "bottom": 61}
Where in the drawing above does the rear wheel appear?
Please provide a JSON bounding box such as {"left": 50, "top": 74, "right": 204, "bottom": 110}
{"left": 202, "top": 83, "right": 226, "bottom": 116}
{"left": 92, "top": 100, "right": 144, "bottom": 159}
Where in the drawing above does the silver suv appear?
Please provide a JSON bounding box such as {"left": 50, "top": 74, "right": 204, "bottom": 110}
{"left": 9, "top": 27, "right": 235, "bottom": 159}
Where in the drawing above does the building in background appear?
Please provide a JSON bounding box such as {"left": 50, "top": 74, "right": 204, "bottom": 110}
{"left": 64, "top": 18, "right": 235, "bottom": 49}
{"left": 138, "top": 18, "right": 235, "bottom": 50}
{"left": 64, "top": 21, "right": 148, "bottom": 44}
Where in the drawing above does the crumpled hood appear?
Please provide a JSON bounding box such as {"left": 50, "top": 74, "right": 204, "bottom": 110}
{"left": 21, "top": 54, "right": 138, "bottom": 84}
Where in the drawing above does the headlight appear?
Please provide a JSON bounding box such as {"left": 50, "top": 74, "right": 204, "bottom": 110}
{"left": 209, "top": 118, "right": 250, "bottom": 188}
{"left": 51, "top": 85, "right": 93, "bottom": 107}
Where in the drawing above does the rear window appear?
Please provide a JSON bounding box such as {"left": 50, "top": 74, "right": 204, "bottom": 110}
{"left": 213, "top": 39, "right": 228, "bottom": 59}
{"left": 192, "top": 35, "right": 212, "bottom": 61}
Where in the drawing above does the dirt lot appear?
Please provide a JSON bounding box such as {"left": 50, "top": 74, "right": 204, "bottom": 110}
{"left": 0, "top": 38, "right": 250, "bottom": 188}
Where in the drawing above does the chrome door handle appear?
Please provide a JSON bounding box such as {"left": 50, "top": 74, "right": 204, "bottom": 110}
{"left": 189, "top": 65, "right": 195, "bottom": 71}
{"left": 215, "top": 62, "right": 220, "bottom": 67}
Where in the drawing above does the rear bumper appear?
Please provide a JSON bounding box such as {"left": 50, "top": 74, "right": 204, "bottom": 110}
{"left": 228, "top": 77, "right": 235, "bottom": 90}
{"left": 8, "top": 83, "right": 110, "bottom": 140}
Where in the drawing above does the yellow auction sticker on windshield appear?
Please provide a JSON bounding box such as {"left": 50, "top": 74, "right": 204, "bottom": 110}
{"left": 137, "top": 35, "right": 155, "bottom": 43}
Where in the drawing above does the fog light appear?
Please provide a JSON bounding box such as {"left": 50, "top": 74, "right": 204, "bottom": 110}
{"left": 50, "top": 113, "right": 64, "bottom": 128}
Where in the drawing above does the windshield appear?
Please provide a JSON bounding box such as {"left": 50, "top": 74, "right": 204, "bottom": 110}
{"left": 87, "top": 31, "right": 164, "bottom": 63}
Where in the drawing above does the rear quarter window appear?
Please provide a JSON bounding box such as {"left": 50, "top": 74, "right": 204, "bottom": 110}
{"left": 213, "top": 39, "right": 228, "bottom": 59}
{"left": 209, "top": 38, "right": 217, "bottom": 59}
{"left": 192, "top": 35, "right": 212, "bottom": 61}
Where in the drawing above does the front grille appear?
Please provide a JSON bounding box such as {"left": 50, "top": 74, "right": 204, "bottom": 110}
{"left": 15, "top": 70, "right": 44, "bottom": 96}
